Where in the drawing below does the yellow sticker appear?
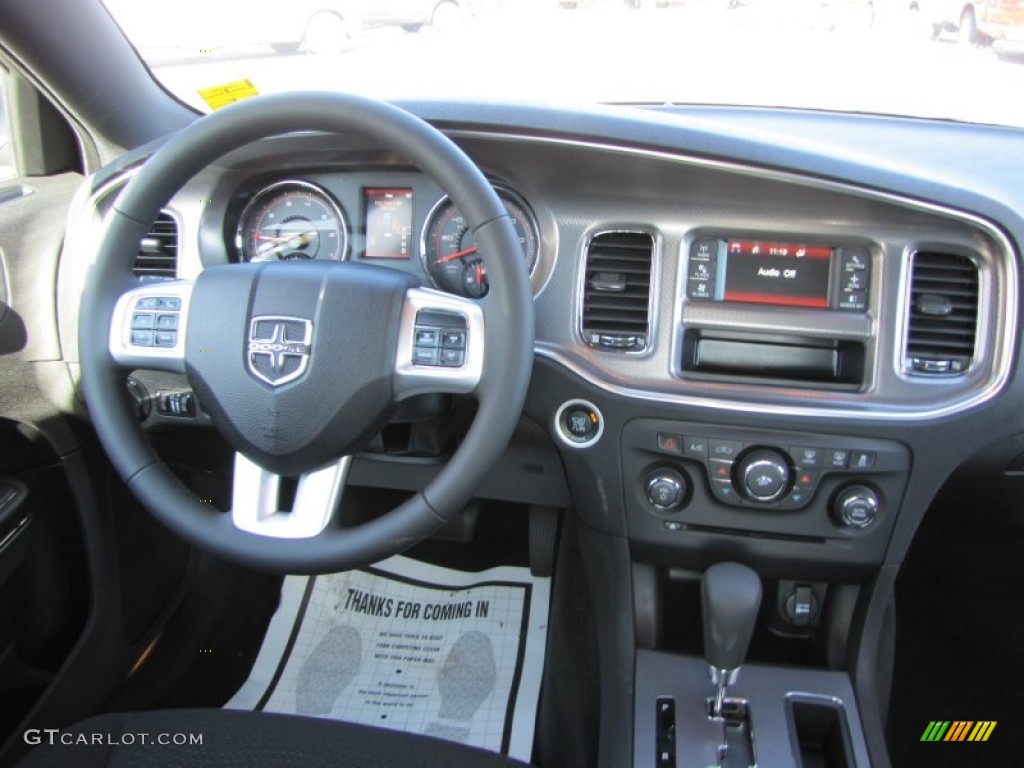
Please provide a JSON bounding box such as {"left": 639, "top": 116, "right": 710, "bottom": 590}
{"left": 198, "top": 79, "right": 259, "bottom": 111}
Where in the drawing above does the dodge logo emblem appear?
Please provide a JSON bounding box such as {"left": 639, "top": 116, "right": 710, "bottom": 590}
{"left": 247, "top": 316, "right": 313, "bottom": 386}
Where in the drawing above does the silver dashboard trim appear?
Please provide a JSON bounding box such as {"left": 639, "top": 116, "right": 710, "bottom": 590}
{"left": 449, "top": 129, "right": 1018, "bottom": 422}
{"left": 68, "top": 128, "right": 1018, "bottom": 422}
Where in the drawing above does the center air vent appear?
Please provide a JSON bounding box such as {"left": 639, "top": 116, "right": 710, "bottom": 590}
{"left": 133, "top": 212, "right": 179, "bottom": 281}
{"left": 581, "top": 231, "right": 653, "bottom": 351}
{"left": 905, "top": 251, "right": 979, "bottom": 375}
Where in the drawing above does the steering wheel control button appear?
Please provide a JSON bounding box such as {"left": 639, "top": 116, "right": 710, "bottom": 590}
{"left": 413, "top": 346, "right": 439, "bottom": 366}
{"left": 131, "top": 313, "right": 156, "bottom": 330}
{"left": 131, "top": 330, "right": 155, "bottom": 347}
{"left": 412, "top": 311, "right": 468, "bottom": 368}
{"left": 834, "top": 485, "right": 880, "bottom": 529}
{"left": 657, "top": 433, "right": 683, "bottom": 455}
{"left": 645, "top": 469, "right": 688, "bottom": 511}
{"left": 736, "top": 449, "right": 791, "bottom": 503}
{"left": 156, "top": 314, "right": 179, "bottom": 330}
{"left": 158, "top": 297, "right": 182, "bottom": 311}
{"left": 554, "top": 400, "right": 604, "bottom": 449}
{"left": 791, "top": 446, "right": 823, "bottom": 469}
{"left": 440, "top": 348, "right": 465, "bottom": 367}
{"left": 136, "top": 297, "right": 160, "bottom": 310}
{"left": 415, "top": 328, "right": 440, "bottom": 347}
{"left": 442, "top": 330, "right": 466, "bottom": 349}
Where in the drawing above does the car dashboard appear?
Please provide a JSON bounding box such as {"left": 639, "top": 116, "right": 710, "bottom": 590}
{"left": 48, "top": 99, "right": 1024, "bottom": 768}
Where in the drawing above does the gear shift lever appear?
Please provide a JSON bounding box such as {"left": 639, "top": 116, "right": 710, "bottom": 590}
{"left": 701, "top": 562, "right": 762, "bottom": 717}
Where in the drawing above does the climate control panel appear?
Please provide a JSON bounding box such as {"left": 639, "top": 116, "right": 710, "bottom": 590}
{"left": 622, "top": 419, "right": 911, "bottom": 570}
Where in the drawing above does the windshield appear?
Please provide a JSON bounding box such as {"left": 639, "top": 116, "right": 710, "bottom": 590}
{"left": 102, "top": 0, "right": 1024, "bottom": 128}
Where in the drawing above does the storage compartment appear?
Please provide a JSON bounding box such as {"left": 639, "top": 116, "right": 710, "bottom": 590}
{"left": 681, "top": 330, "right": 864, "bottom": 388}
{"left": 788, "top": 696, "right": 854, "bottom": 768}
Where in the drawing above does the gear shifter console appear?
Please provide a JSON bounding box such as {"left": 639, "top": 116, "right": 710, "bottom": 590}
{"left": 702, "top": 562, "right": 762, "bottom": 717}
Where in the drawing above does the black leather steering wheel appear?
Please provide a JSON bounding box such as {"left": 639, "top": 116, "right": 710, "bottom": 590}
{"left": 79, "top": 92, "right": 534, "bottom": 574}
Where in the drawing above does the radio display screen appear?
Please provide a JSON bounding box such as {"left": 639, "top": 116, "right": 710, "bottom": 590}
{"left": 722, "top": 240, "right": 832, "bottom": 308}
{"left": 687, "top": 238, "right": 869, "bottom": 312}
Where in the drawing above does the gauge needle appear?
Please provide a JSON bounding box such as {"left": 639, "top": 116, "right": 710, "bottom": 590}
{"left": 256, "top": 231, "right": 315, "bottom": 256}
{"left": 435, "top": 246, "right": 478, "bottom": 264}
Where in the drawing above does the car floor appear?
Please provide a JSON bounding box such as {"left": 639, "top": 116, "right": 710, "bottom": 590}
{"left": 886, "top": 475, "right": 1024, "bottom": 767}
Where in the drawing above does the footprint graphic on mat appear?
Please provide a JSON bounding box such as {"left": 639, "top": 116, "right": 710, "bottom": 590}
{"left": 425, "top": 630, "right": 497, "bottom": 742}
{"left": 296, "top": 625, "right": 362, "bottom": 715}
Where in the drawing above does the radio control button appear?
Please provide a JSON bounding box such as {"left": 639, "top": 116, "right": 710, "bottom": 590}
{"left": 688, "top": 261, "right": 714, "bottom": 281}
{"left": 688, "top": 280, "right": 713, "bottom": 300}
{"left": 692, "top": 239, "right": 717, "bottom": 262}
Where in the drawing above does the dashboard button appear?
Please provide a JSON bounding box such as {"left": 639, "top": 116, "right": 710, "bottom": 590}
{"left": 826, "top": 449, "right": 850, "bottom": 469}
{"left": 794, "top": 470, "right": 818, "bottom": 490}
{"left": 791, "top": 446, "right": 823, "bottom": 468}
{"left": 566, "top": 409, "right": 598, "bottom": 440}
{"left": 688, "top": 280, "right": 713, "bottom": 300}
{"left": 708, "top": 458, "right": 732, "bottom": 481}
{"left": 692, "top": 239, "right": 717, "bottom": 261}
{"left": 709, "top": 440, "right": 743, "bottom": 460}
{"left": 657, "top": 433, "right": 683, "bottom": 455}
{"left": 850, "top": 450, "right": 876, "bottom": 470}
{"left": 711, "top": 479, "right": 736, "bottom": 503}
{"left": 683, "top": 437, "right": 708, "bottom": 459}
{"left": 688, "top": 261, "right": 713, "bottom": 281}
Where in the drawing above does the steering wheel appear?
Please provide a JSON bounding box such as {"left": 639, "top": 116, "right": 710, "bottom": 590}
{"left": 78, "top": 92, "right": 534, "bottom": 574}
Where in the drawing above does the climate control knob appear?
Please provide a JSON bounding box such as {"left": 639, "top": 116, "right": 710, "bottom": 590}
{"left": 645, "top": 469, "right": 688, "bottom": 511}
{"left": 833, "top": 485, "right": 879, "bottom": 529}
{"left": 736, "top": 449, "right": 791, "bottom": 503}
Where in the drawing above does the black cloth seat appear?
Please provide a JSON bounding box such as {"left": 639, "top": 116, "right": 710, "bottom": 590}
{"left": 18, "top": 708, "right": 532, "bottom": 767}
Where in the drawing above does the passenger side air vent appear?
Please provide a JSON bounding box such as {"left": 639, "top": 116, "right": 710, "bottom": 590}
{"left": 905, "top": 251, "right": 979, "bottom": 375}
{"left": 133, "top": 212, "right": 179, "bottom": 281}
{"left": 581, "top": 231, "right": 653, "bottom": 351}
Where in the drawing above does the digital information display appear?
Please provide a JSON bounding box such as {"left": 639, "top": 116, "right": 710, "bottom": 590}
{"left": 364, "top": 188, "right": 414, "bottom": 259}
{"left": 687, "top": 238, "right": 869, "bottom": 312}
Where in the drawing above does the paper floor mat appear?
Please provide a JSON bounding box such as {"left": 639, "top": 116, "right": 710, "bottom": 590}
{"left": 226, "top": 555, "right": 550, "bottom": 761}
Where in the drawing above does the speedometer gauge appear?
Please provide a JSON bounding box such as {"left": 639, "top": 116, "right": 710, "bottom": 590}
{"left": 238, "top": 180, "right": 348, "bottom": 262}
{"left": 421, "top": 188, "right": 539, "bottom": 298}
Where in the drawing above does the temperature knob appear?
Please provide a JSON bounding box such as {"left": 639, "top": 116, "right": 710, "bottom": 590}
{"left": 736, "top": 449, "right": 791, "bottom": 503}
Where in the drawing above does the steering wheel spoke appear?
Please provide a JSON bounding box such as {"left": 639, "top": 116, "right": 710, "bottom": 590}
{"left": 393, "top": 286, "right": 485, "bottom": 400}
{"left": 108, "top": 280, "right": 193, "bottom": 372}
{"left": 231, "top": 453, "right": 350, "bottom": 539}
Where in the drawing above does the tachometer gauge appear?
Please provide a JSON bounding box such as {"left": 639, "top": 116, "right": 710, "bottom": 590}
{"left": 421, "top": 188, "right": 539, "bottom": 298}
{"left": 237, "top": 180, "right": 348, "bottom": 262}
